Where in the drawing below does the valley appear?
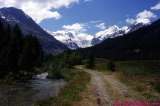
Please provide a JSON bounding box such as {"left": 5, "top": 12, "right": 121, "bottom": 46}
{"left": 74, "top": 66, "right": 143, "bottom": 106}
{"left": 74, "top": 61, "right": 160, "bottom": 106}
{"left": 0, "top": 1, "right": 160, "bottom": 106}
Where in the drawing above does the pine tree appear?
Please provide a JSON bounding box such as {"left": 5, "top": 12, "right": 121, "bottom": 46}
{"left": 7, "top": 24, "right": 23, "bottom": 71}
{"left": 18, "top": 35, "right": 43, "bottom": 70}
{"left": 0, "top": 22, "right": 43, "bottom": 79}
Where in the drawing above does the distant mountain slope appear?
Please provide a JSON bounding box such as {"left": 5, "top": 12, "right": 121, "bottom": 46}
{"left": 0, "top": 7, "right": 67, "bottom": 54}
{"left": 77, "top": 19, "right": 160, "bottom": 60}
{"left": 51, "top": 31, "right": 93, "bottom": 49}
{"left": 51, "top": 32, "right": 79, "bottom": 49}
{"left": 91, "top": 25, "right": 130, "bottom": 45}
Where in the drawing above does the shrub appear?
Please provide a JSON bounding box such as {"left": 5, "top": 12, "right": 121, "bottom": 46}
{"left": 154, "top": 83, "right": 160, "bottom": 93}
{"left": 107, "top": 60, "right": 116, "bottom": 72}
{"left": 86, "top": 54, "right": 95, "bottom": 69}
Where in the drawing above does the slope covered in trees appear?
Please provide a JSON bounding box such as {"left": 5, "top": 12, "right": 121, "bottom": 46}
{"left": 0, "top": 20, "right": 43, "bottom": 79}
{"left": 76, "top": 19, "right": 160, "bottom": 60}
{"left": 0, "top": 7, "right": 68, "bottom": 54}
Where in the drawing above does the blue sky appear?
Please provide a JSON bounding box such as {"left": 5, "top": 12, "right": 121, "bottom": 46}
{"left": 39, "top": 0, "right": 160, "bottom": 34}
{"left": 0, "top": 0, "right": 160, "bottom": 36}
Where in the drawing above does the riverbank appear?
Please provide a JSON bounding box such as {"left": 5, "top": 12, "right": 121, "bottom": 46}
{"left": 36, "top": 69, "right": 90, "bottom": 106}
{"left": 0, "top": 77, "right": 66, "bottom": 106}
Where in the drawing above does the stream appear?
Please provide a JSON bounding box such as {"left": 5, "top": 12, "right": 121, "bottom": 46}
{"left": 0, "top": 73, "right": 66, "bottom": 106}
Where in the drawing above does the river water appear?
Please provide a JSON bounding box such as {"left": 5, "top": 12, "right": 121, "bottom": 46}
{"left": 0, "top": 73, "right": 66, "bottom": 106}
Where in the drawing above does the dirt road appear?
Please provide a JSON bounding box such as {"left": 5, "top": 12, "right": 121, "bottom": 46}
{"left": 75, "top": 66, "right": 143, "bottom": 106}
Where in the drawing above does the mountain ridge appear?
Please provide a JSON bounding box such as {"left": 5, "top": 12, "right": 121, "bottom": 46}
{"left": 0, "top": 7, "right": 68, "bottom": 54}
{"left": 75, "top": 19, "right": 160, "bottom": 60}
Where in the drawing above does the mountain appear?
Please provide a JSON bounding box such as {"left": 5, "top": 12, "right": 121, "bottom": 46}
{"left": 76, "top": 19, "right": 160, "bottom": 60}
{"left": 0, "top": 7, "right": 67, "bottom": 54}
{"left": 51, "top": 32, "right": 79, "bottom": 49}
{"left": 50, "top": 26, "right": 130, "bottom": 49}
{"left": 49, "top": 24, "right": 140, "bottom": 49}
{"left": 92, "top": 25, "right": 130, "bottom": 45}
{"left": 51, "top": 31, "right": 93, "bottom": 49}
{"left": 91, "top": 23, "right": 147, "bottom": 46}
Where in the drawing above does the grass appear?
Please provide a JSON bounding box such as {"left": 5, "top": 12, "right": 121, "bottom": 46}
{"left": 92, "top": 59, "right": 160, "bottom": 100}
{"left": 116, "top": 60, "right": 160, "bottom": 75}
{"left": 93, "top": 58, "right": 109, "bottom": 72}
{"left": 154, "top": 84, "right": 160, "bottom": 93}
{"left": 36, "top": 69, "right": 90, "bottom": 106}
{"left": 115, "top": 60, "right": 160, "bottom": 100}
{"left": 95, "top": 62, "right": 108, "bottom": 72}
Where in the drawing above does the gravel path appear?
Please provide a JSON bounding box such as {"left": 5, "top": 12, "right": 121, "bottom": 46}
{"left": 76, "top": 66, "right": 112, "bottom": 106}
{"left": 75, "top": 66, "right": 143, "bottom": 106}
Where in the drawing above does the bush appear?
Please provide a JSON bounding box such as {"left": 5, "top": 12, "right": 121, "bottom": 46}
{"left": 65, "top": 52, "right": 82, "bottom": 68}
{"left": 48, "top": 62, "right": 65, "bottom": 79}
{"left": 154, "top": 83, "right": 160, "bottom": 93}
{"left": 86, "top": 54, "right": 95, "bottom": 69}
{"left": 107, "top": 60, "right": 116, "bottom": 72}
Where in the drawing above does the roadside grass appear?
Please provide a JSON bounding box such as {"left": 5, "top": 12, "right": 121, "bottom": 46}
{"left": 93, "top": 59, "right": 160, "bottom": 100}
{"left": 116, "top": 60, "right": 160, "bottom": 76}
{"left": 36, "top": 69, "right": 90, "bottom": 106}
{"left": 95, "top": 62, "right": 108, "bottom": 72}
{"left": 115, "top": 60, "right": 160, "bottom": 100}
{"left": 94, "top": 58, "right": 110, "bottom": 72}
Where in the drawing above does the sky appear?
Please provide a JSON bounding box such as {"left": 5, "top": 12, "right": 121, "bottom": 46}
{"left": 0, "top": 0, "right": 160, "bottom": 38}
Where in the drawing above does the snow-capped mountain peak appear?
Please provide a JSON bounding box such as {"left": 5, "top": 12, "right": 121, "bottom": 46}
{"left": 49, "top": 23, "right": 143, "bottom": 49}
{"left": 48, "top": 30, "right": 93, "bottom": 49}
{"left": 95, "top": 25, "right": 120, "bottom": 39}
{"left": 92, "top": 25, "right": 130, "bottom": 45}
{"left": 95, "top": 25, "right": 130, "bottom": 40}
{"left": 47, "top": 21, "right": 147, "bottom": 49}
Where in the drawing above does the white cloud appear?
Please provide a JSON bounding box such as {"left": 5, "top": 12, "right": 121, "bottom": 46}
{"left": 62, "top": 23, "right": 87, "bottom": 32}
{"left": 0, "top": 0, "right": 79, "bottom": 23}
{"left": 151, "top": 2, "right": 160, "bottom": 10}
{"left": 61, "top": 23, "right": 92, "bottom": 41}
{"left": 90, "top": 20, "right": 102, "bottom": 24}
{"left": 77, "top": 33, "right": 93, "bottom": 41}
{"left": 96, "top": 23, "right": 107, "bottom": 30}
{"left": 137, "top": 10, "right": 156, "bottom": 19}
{"left": 126, "top": 18, "right": 136, "bottom": 24}
{"left": 126, "top": 10, "right": 157, "bottom": 25}
{"left": 84, "top": 0, "right": 92, "bottom": 2}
